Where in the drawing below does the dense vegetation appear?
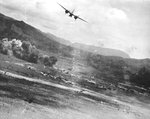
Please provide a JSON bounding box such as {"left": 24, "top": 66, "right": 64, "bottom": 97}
{"left": 0, "top": 38, "right": 57, "bottom": 67}
{"left": 0, "top": 13, "right": 73, "bottom": 58}
{"left": 130, "top": 67, "right": 150, "bottom": 88}
{"left": 87, "top": 53, "right": 150, "bottom": 88}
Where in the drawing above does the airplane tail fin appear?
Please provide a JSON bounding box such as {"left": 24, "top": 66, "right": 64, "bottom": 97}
{"left": 71, "top": 9, "right": 75, "bottom": 13}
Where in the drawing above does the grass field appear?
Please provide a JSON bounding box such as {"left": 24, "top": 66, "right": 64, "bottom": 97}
{"left": 0, "top": 53, "right": 150, "bottom": 119}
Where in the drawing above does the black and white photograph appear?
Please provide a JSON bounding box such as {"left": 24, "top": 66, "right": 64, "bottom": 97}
{"left": 0, "top": 0, "right": 150, "bottom": 119}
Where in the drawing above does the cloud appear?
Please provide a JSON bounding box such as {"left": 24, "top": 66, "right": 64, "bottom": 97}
{"left": 0, "top": 0, "right": 57, "bottom": 31}
{"left": 106, "top": 8, "right": 129, "bottom": 22}
{"left": 0, "top": 2, "right": 54, "bottom": 21}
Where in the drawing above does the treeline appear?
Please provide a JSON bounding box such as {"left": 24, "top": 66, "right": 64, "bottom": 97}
{"left": 87, "top": 54, "right": 126, "bottom": 83}
{"left": 87, "top": 54, "right": 150, "bottom": 88}
{"left": 0, "top": 38, "right": 57, "bottom": 67}
{"left": 130, "top": 67, "right": 150, "bottom": 88}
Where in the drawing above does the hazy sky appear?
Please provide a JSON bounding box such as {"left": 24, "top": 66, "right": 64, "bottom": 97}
{"left": 0, "top": 0, "right": 150, "bottom": 59}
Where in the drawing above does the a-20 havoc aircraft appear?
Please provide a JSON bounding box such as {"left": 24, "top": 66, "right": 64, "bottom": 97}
{"left": 58, "top": 3, "right": 88, "bottom": 23}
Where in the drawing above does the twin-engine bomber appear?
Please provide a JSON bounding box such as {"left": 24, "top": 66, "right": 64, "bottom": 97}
{"left": 58, "top": 3, "right": 88, "bottom": 23}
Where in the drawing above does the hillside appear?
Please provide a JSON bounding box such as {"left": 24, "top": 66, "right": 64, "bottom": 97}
{"left": 0, "top": 13, "right": 73, "bottom": 57}
{"left": 86, "top": 53, "right": 150, "bottom": 88}
{"left": 0, "top": 12, "right": 130, "bottom": 58}
{"left": 72, "top": 43, "right": 130, "bottom": 58}
{"left": 1, "top": 12, "right": 150, "bottom": 89}
{"left": 45, "top": 33, "right": 71, "bottom": 46}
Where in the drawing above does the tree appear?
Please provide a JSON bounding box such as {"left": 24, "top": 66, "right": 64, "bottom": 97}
{"left": 22, "top": 41, "right": 32, "bottom": 54}
{"left": 29, "top": 46, "right": 39, "bottom": 63}
{"left": 21, "top": 41, "right": 32, "bottom": 61}
{"left": 130, "top": 67, "right": 150, "bottom": 88}
{"left": 0, "top": 38, "right": 12, "bottom": 55}
{"left": 12, "top": 46, "right": 23, "bottom": 58}
{"left": 49, "top": 56, "right": 57, "bottom": 65}
{"left": 43, "top": 56, "right": 57, "bottom": 67}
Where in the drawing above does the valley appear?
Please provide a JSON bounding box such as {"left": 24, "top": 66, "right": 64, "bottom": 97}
{"left": 0, "top": 12, "right": 150, "bottom": 119}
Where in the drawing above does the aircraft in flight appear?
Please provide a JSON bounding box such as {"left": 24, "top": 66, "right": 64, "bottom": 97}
{"left": 58, "top": 3, "right": 88, "bottom": 23}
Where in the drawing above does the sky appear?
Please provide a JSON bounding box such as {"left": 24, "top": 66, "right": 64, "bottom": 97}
{"left": 0, "top": 0, "right": 150, "bottom": 59}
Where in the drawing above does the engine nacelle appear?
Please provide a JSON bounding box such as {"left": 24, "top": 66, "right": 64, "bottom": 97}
{"left": 74, "top": 16, "right": 78, "bottom": 20}
{"left": 69, "top": 13, "right": 73, "bottom": 17}
{"left": 65, "top": 10, "right": 69, "bottom": 14}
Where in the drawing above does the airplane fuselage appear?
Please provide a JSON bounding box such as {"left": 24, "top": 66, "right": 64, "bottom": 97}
{"left": 69, "top": 13, "right": 73, "bottom": 17}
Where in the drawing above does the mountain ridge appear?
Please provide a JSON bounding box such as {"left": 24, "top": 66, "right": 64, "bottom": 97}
{"left": 0, "top": 12, "right": 73, "bottom": 57}
{"left": 72, "top": 42, "right": 130, "bottom": 58}
{"left": 0, "top": 12, "right": 129, "bottom": 58}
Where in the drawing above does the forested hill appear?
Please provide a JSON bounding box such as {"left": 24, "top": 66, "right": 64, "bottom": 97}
{"left": 0, "top": 13, "right": 73, "bottom": 57}
{"left": 87, "top": 53, "right": 150, "bottom": 88}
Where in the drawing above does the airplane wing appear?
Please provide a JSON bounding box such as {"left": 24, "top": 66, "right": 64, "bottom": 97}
{"left": 77, "top": 16, "right": 88, "bottom": 23}
{"left": 57, "top": 3, "right": 68, "bottom": 11}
